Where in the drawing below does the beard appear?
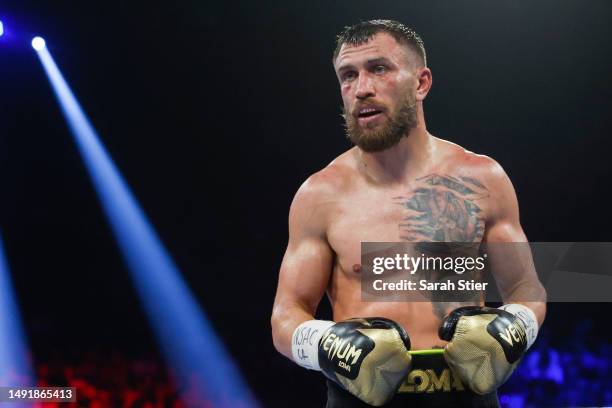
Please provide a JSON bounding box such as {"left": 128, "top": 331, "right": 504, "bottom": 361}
{"left": 343, "top": 92, "right": 417, "bottom": 153}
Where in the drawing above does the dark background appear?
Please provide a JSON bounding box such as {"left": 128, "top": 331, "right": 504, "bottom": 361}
{"left": 0, "top": 1, "right": 611, "bottom": 406}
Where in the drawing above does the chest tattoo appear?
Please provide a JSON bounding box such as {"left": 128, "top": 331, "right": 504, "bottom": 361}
{"left": 394, "top": 174, "right": 488, "bottom": 242}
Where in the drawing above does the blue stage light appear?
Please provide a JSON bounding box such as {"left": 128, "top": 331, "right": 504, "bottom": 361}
{"left": 31, "top": 36, "right": 45, "bottom": 50}
{"left": 0, "top": 21, "right": 4, "bottom": 37}
{"left": 0, "top": 234, "right": 34, "bottom": 389}
{"left": 35, "top": 46, "right": 260, "bottom": 407}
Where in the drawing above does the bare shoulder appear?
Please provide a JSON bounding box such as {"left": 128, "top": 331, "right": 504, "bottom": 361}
{"left": 432, "top": 136, "right": 519, "bottom": 221}
{"left": 291, "top": 149, "right": 356, "bottom": 219}
{"left": 433, "top": 137, "right": 511, "bottom": 190}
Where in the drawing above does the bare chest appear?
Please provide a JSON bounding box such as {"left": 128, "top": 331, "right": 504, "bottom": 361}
{"left": 327, "top": 174, "right": 489, "bottom": 275}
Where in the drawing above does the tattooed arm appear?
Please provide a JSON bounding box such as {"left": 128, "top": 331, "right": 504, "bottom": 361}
{"left": 482, "top": 160, "right": 547, "bottom": 325}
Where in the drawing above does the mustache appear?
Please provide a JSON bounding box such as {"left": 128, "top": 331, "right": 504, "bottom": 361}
{"left": 339, "top": 102, "right": 388, "bottom": 120}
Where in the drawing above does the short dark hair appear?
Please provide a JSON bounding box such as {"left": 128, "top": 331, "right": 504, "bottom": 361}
{"left": 333, "top": 19, "right": 427, "bottom": 67}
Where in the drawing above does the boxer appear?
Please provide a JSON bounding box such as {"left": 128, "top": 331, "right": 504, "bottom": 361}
{"left": 272, "top": 20, "right": 546, "bottom": 407}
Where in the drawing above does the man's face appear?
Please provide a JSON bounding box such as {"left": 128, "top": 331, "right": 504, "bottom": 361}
{"left": 334, "top": 32, "right": 418, "bottom": 152}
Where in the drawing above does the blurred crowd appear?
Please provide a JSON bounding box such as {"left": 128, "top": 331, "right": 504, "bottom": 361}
{"left": 32, "top": 351, "right": 211, "bottom": 408}
{"left": 500, "top": 327, "right": 612, "bottom": 407}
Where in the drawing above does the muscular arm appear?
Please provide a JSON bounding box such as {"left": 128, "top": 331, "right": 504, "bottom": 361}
{"left": 483, "top": 161, "right": 547, "bottom": 325}
{"left": 271, "top": 176, "right": 334, "bottom": 359}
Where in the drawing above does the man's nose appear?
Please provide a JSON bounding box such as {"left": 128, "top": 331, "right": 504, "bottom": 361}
{"left": 355, "top": 73, "right": 375, "bottom": 100}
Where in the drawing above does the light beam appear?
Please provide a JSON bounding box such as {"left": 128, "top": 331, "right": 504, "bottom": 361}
{"left": 0, "top": 233, "right": 34, "bottom": 393}
{"left": 34, "top": 44, "right": 259, "bottom": 407}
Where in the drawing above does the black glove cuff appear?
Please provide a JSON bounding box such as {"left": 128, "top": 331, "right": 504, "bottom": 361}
{"left": 439, "top": 306, "right": 508, "bottom": 341}
{"left": 366, "top": 317, "right": 411, "bottom": 350}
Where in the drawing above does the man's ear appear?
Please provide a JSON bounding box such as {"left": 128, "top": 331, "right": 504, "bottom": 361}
{"left": 415, "top": 67, "right": 432, "bottom": 102}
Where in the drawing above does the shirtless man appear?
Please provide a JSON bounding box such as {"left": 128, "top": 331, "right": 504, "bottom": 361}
{"left": 271, "top": 20, "right": 546, "bottom": 407}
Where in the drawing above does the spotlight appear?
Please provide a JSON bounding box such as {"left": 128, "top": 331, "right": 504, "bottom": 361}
{"left": 35, "top": 46, "right": 260, "bottom": 407}
{"left": 0, "top": 20, "right": 4, "bottom": 37}
{"left": 31, "top": 36, "right": 46, "bottom": 50}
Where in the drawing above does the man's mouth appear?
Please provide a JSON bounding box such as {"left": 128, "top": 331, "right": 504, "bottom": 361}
{"left": 357, "top": 107, "right": 383, "bottom": 118}
{"left": 356, "top": 106, "right": 384, "bottom": 125}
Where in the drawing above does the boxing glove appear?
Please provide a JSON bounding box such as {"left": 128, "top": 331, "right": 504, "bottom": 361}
{"left": 439, "top": 305, "right": 537, "bottom": 395}
{"left": 293, "top": 317, "right": 411, "bottom": 406}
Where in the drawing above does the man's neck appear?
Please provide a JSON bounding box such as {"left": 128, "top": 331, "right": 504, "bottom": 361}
{"left": 358, "top": 124, "right": 433, "bottom": 185}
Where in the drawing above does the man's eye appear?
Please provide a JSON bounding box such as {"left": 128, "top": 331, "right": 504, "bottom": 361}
{"left": 343, "top": 72, "right": 357, "bottom": 82}
{"left": 374, "top": 65, "right": 387, "bottom": 74}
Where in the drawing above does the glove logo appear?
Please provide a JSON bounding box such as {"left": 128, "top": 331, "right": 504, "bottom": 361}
{"left": 498, "top": 322, "right": 524, "bottom": 347}
{"left": 486, "top": 315, "right": 527, "bottom": 364}
{"left": 320, "top": 330, "right": 374, "bottom": 380}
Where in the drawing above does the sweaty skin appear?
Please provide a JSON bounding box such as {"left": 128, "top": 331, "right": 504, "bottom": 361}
{"left": 271, "top": 32, "right": 546, "bottom": 359}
